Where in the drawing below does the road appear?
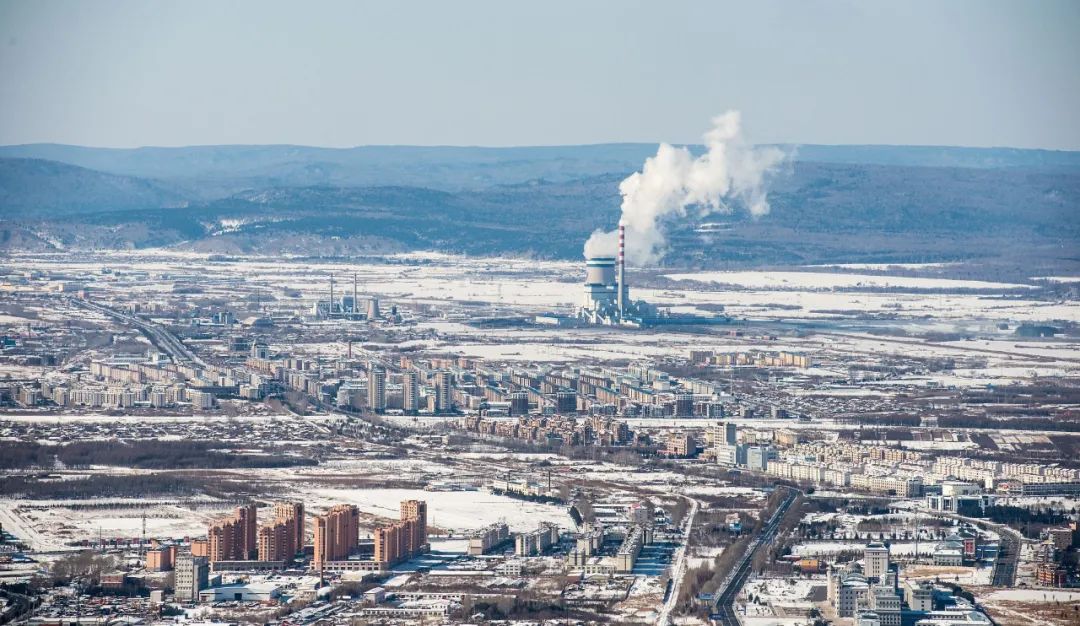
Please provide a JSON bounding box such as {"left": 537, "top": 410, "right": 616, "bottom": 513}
{"left": 336, "top": 418, "right": 712, "bottom": 625}
{"left": 711, "top": 488, "right": 799, "bottom": 626}
{"left": 991, "top": 524, "right": 1021, "bottom": 587}
{"left": 70, "top": 298, "right": 204, "bottom": 366}
{"left": 657, "top": 496, "right": 699, "bottom": 626}
{"left": 944, "top": 510, "right": 1021, "bottom": 587}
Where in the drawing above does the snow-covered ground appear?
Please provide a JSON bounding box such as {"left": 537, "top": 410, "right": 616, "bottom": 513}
{"left": 791, "top": 541, "right": 940, "bottom": 557}
{"left": 665, "top": 270, "right": 1032, "bottom": 291}
{"left": 0, "top": 497, "right": 230, "bottom": 550}
{"left": 902, "top": 564, "right": 994, "bottom": 586}
{"left": 984, "top": 589, "right": 1080, "bottom": 602}
{"left": 743, "top": 576, "right": 818, "bottom": 606}
{"left": 810, "top": 263, "right": 962, "bottom": 271}
{"left": 1032, "top": 276, "right": 1080, "bottom": 283}
{"left": 739, "top": 576, "right": 820, "bottom": 626}
{"left": 306, "top": 487, "right": 571, "bottom": 533}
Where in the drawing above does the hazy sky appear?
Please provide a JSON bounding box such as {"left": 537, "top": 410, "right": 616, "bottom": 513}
{"left": 1, "top": 1, "right": 1078, "bottom": 150}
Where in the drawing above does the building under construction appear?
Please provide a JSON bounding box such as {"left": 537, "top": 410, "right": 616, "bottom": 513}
{"left": 578, "top": 223, "right": 661, "bottom": 327}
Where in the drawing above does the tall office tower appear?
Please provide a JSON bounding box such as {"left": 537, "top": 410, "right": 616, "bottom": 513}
{"left": 273, "top": 501, "right": 304, "bottom": 552}
{"left": 865, "top": 542, "right": 890, "bottom": 581}
{"left": 368, "top": 364, "right": 386, "bottom": 411}
{"left": 312, "top": 504, "right": 360, "bottom": 568}
{"left": 400, "top": 500, "right": 428, "bottom": 555}
{"left": 724, "top": 421, "right": 737, "bottom": 445}
{"left": 403, "top": 371, "right": 420, "bottom": 413}
{"left": 746, "top": 445, "right": 771, "bottom": 471}
{"left": 435, "top": 370, "right": 452, "bottom": 413}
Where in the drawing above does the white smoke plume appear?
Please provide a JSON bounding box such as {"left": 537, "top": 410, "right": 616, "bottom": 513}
{"left": 584, "top": 111, "right": 785, "bottom": 265}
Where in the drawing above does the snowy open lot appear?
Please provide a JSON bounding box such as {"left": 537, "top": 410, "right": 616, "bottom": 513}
{"left": 306, "top": 487, "right": 572, "bottom": 534}
{"left": 984, "top": 589, "right": 1080, "bottom": 602}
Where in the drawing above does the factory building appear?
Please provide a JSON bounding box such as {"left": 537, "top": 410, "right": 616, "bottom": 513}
{"left": 310, "top": 273, "right": 380, "bottom": 321}
{"left": 578, "top": 224, "right": 662, "bottom": 327}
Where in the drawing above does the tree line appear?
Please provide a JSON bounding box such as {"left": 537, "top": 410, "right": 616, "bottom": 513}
{"left": 0, "top": 440, "right": 317, "bottom": 470}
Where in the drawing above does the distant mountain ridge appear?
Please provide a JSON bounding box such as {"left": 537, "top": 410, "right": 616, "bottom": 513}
{"left": 1, "top": 143, "right": 1078, "bottom": 271}
{"left": 0, "top": 143, "right": 1076, "bottom": 195}
{"left": 0, "top": 158, "right": 185, "bottom": 216}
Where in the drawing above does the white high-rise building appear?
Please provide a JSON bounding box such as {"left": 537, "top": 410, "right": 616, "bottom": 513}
{"left": 864, "top": 542, "right": 890, "bottom": 581}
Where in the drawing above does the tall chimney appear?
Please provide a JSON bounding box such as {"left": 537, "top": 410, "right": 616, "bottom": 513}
{"left": 329, "top": 273, "right": 334, "bottom": 318}
{"left": 353, "top": 272, "right": 358, "bottom": 317}
{"left": 617, "top": 221, "right": 625, "bottom": 320}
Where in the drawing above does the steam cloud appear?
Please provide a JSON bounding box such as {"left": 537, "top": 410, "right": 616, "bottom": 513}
{"left": 584, "top": 111, "right": 785, "bottom": 265}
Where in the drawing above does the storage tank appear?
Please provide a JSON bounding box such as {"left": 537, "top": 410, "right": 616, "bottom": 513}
{"left": 585, "top": 256, "right": 616, "bottom": 286}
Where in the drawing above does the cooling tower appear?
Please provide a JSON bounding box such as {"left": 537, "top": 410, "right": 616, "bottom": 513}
{"left": 585, "top": 256, "right": 617, "bottom": 286}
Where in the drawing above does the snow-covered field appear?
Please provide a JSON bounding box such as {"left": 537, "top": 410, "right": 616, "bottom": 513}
{"left": 791, "top": 541, "right": 941, "bottom": 557}
{"left": 739, "top": 576, "right": 819, "bottom": 626}
{"left": 743, "top": 576, "right": 818, "bottom": 606}
{"left": 902, "top": 564, "right": 994, "bottom": 586}
{"left": 306, "top": 487, "right": 572, "bottom": 533}
{"left": 665, "top": 270, "right": 1032, "bottom": 291}
{"left": 0, "top": 497, "right": 231, "bottom": 551}
{"left": 1033, "top": 276, "right": 1080, "bottom": 283}
{"left": 984, "top": 589, "right": 1080, "bottom": 602}
{"left": 810, "top": 263, "right": 962, "bottom": 271}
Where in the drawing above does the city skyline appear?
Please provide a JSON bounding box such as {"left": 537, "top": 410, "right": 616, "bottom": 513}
{"left": 1, "top": 2, "right": 1077, "bottom": 624}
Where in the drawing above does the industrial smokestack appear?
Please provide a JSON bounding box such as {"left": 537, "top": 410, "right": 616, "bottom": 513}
{"left": 329, "top": 273, "right": 334, "bottom": 318}
{"left": 617, "top": 221, "right": 625, "bottom": 320}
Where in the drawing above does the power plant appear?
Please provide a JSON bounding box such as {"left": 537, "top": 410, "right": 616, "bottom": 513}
{"left": 578, "top": 223, "right": 661, "bottom": 327}
{"left": 311, "top": 273, "right": 381, "bottom": 321}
